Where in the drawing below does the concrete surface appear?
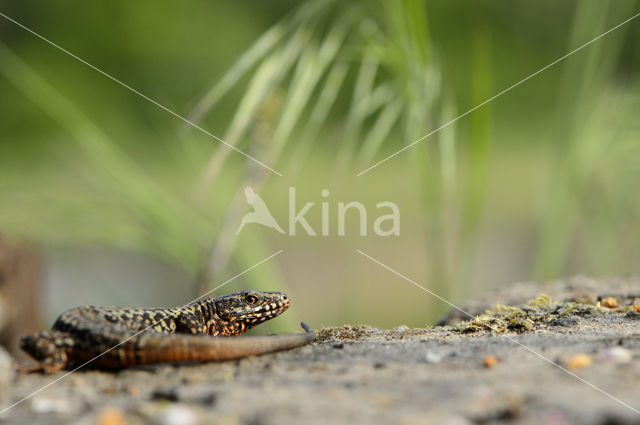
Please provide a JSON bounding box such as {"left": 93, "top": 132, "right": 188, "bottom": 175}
{"left": 3, "top": 276, "right": 640, "bottom": 425}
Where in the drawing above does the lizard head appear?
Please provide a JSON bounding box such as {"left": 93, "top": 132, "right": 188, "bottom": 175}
{"left": 208, "top": 290, "right": 290, "bottom": 336}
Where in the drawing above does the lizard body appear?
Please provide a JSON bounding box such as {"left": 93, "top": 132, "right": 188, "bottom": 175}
{"left": 20, "top": 290, "right": 315, "bottom": 372}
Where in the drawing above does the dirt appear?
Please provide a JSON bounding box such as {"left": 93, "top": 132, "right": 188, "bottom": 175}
{"left": 3, "top": 276, "right": 640, "bottom": 425}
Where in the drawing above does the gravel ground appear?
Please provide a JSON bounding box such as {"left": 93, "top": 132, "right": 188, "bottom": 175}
{"left": 2, "top": 276, "right": 640, "bottom": 425}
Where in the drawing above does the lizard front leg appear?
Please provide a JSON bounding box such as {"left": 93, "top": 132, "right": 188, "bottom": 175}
{"left": 19, "top": 331, "right": 75, "bottom": 373}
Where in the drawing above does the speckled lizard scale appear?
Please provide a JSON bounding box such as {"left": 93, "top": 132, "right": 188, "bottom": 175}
{"left": 20, "top": 291, "right": 315, "bottom": 372}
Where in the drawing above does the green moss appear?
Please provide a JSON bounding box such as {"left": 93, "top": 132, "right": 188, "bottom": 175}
{"left": 446, "top": 293, "right": 631, "bottom": 334}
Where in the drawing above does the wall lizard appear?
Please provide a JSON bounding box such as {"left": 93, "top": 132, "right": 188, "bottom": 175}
{"left": 20, "top": 290, "right": 315, "bottom": 372}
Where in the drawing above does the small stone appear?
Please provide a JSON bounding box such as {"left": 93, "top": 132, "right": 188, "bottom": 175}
{"left": 394, "top": 325, "right": 409, "bottom": 333}
{"left": 98, "top": 407, "right": 125, "bottom": 425}
{"left": 483, "top": 355, "right": 498, "bottom": 369}
{"left": 152, "top": 405, "right": 198, "bottom": 425}
{"left": 151, "top": 388, "right": 179, "bottom": 402}
{"left": 425, "top": 351, "right": 444, "bottom": 364}
{"left": 567, "top": 353, "right": 592, "bottom": 371}
{"left": 550, "top": 317, "right": 578, "bottom": 327}
{"left": 634, "top": 305, "right": 640, "bottom": 313}
{"left": 601, "top": 347, "right": 632, "bottom": 364}
{"left": 625, "top": 310, "right": 640, "bottom": 320}
{"left": 601, "top": 297, "right": 618, "bottom": 308}
{"left": 31, "top": 397, "right": 73, "bottom": 414}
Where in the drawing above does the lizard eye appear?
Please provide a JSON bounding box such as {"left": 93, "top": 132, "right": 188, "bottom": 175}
{"left": 246, "top": 294, "right": 258, "bottom": 305}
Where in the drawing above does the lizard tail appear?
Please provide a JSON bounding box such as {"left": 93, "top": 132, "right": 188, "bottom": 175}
{"left": 130, "top": 322, "right": 315, "bottom": 365}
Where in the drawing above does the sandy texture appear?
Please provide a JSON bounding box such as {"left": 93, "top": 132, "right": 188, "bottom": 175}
{"left": 3, "top": 276, "right": 640, "bottom": 425}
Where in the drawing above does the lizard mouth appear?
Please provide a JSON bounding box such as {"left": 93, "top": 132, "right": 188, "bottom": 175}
{"left": 241, "top": 298, "right": 291, "bottom": 323}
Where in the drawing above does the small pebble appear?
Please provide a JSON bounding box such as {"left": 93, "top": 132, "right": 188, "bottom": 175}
{"left": 425, "top": 351, "right": 444, "bottom": 364}
{"left": 626, "top": 310, "right": 640, "bottom": 320}
{"left": 153, "top": 405, "right": 198, "bottom": 425}
{"left": 483, "top": 355, "right": 498, "bottom": 369}
{"left": 550, "top": 317, "right": 578, "bottom": 327}
{"left": 601, "top": 297, "right": 618, "bottom": 308}
{"left": 634, "top": 305, "right": 640, "bottom": 313}
{"left": 601, "top": 347, "right": 632, "bottom": 364}
{"left": 394, "top": 325, "right": 409, "bottom": 333}
{"left": 31, "top": 397, "right": 74, "bottom": 414}
{"left": 567, "top": 353, "right": 592, "bottom": 370}
{"left": 151, "top": 388, "right": 178, "bottom": 402}
{"left": 98, "top": 407, "right": 125, "bottom": 425}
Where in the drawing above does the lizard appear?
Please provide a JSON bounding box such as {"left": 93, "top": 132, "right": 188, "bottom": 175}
{"left": 20, "top": 290, "right": 315, "bottom": 372}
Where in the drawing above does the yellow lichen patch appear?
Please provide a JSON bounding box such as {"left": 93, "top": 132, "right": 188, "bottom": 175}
{"left": 447, "top": 293, "right": 631, "bottom": 334}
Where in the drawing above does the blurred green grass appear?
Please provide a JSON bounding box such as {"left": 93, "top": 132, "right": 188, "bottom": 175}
{"left": 0, "top": 0, "right": 639, "bottom": 328}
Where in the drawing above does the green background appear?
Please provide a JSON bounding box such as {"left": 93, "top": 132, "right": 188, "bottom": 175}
{"left": 1, "top": 0, "right": 639, "bottom": 330}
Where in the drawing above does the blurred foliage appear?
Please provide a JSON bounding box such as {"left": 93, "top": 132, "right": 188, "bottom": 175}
{"left": 0, "top": 0, "right": 639, "bottom": 327}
